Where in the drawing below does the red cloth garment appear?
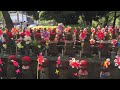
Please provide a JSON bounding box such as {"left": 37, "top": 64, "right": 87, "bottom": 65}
{"left": 78, "top": 69, "right": 88, "bottom": 75}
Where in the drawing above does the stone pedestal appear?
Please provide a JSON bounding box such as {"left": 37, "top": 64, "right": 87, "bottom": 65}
{"left": 111, "top": 51, "right": 116, "bottom": 60}
{"left": 65, "top": 41, "right": 74, "bottom": 57}
{"left": 48, "top": 42, "right": 58, "bottom": 56}
{"left": 40, "top": 68, "right": 49, "bottom": 79}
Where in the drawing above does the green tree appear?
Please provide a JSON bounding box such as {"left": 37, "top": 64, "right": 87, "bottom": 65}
{"left": 2, "top": 11, "right": 14, "bottom": 30}
{"left": 26, "top": 11, "right": 39, "bottom": 20}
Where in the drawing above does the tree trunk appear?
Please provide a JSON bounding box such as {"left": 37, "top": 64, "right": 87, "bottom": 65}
{"left": 2, "top": 11, "right": 14, "bottom": 31}
{"left": 113, "top": 11, "right": 117, "bottom": 28}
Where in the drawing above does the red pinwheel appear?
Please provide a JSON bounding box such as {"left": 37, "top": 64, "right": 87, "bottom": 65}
{"left": 97, "top": 31, "right": 104, "bottom": 40}
{"left": 83, "top": 28, "right": 87, "bottom": 34}
{"left": 16, "top": 69, "right": 20, "bottom": 74}
{"left": 108, "top": 27, "right": 113, "bottom": 33}
{"left": 101, "top": 28, "right": 105, "bottom": 33}
{"left": 37, "top": 54, "right": 44, "bottom": 65}
{"left": 56, "top": 56, "right": 61, "bottom": 67}
{"left": 97, "top": 25, "right": 101, "bottom": 30}
{"left": 25, "top": 30, "right": 31, "bottom": 36}
{"left": 114, "top": 55, "right": 120, "bottom": 69}
{"left": 111, "top": 39, "right": 117, "bottom": 47}
{"left": 0, "top": 59, "right": 3, "bottom": 65}
{"left": 0, "top": 29, "right": 3, "bottom": 35}
{"left": 11, "top": 60, "right": 19, "bottom": 67}
{"left": 74, "top": 29, "right": 77, "bottom": 34}
{"left": 69, "top": 58, "right": 80, "bottom": 69}
{"left": 90, "top": 39, "right": 95, "bottom": 45}
{"left": 91, "top": 28, "right": 95, "bottom": 33}
{"left": 73, "top": 73, "right": 78, "bottom": 77}
{"left": 79, "top": 32, "right": 86, "bottom": 40}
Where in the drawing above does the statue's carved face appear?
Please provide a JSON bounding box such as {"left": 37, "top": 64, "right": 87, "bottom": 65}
{"left": 22, "top": 60, "right": 30, "bottom": 66}
{"left": 79, "top": 65, "right": 88, "bottom": 69}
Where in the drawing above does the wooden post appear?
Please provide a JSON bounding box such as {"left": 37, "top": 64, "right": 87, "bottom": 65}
{"left": 98, "top": 51, "right": 101, "bottom": 59}
{"left": 79, "top": 50, "right": 82, "bottom": 59}
{"left": 29, "top": 49, "right": 32, "bottom": 56}
{"left": 45, "top": 50, "right": 47, "bottom": 56}
{"left": 37, "top": 63, "right": 39, "bottom": 79}
{"left": 16, "top": 45, "right": 17, "bottom": 56}
{"left": 111, "top": 51, "right": 116, "bottom": 61}
{"left": 62, "top": 49, "right": 64, "bottom": 57}
{"left": 15, "top": 35, "right": 18, "bottom": 56}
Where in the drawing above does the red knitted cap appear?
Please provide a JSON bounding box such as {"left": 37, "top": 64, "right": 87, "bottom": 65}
{"left": 79, "top": 60, "right": 88, "bottom": 66}
{"left": 22, "top": 56, "right": 31, "bottom": 63}
{"left": 8, "top": 55, "right": 17, "bottom": 61}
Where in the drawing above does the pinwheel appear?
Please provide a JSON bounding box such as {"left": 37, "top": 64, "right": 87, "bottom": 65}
{"left": 25, "top": 30, "right": 31, "bottom": 36}
{"left": 55, "top": 69, "right": 59, "bottom": 75}
{"left": 11, "top": 28, "right": 19, "bottom": 35}
{"left": 16, "top": 69, "right": 20, "bottom": 74}
{"left": 90, "top": 39, "right": 95, "bottom": 45}
{"left": 0, "top": 59, "right": 4, "bottom": 66}
{"left": 11, "top": 60, "right": 19, "bottom": 67}
{"left": 37, "top": 53, "right": 45, "bottom": 79}
{"left": 114, "top": 55, "right": 120, "bottom": 69}
{"left": 0, "top": 29, "right": 3, "bottom": 36}
{"left": 103, "top": 58, "right": 110, "bottom": 69}
{"left": 79, "top": 32, "right": 86, "bottom": 41}
{"left": 108, "top": 27, "right": 113, "bottom": 33}
{"left": 17, "top": 42, "right": 24, "bottom": 49}
{"left": 2, "top": 44, "right": 7, "bottom": 49}
{"left": 56, "top": 56, "right": 61, "bottom": 67}
{"left": 91, "top": 28, "right": 96, "bottom": 34}
{"left": 83, "top": 28, "right": 87, "bottom": 34}
{"left": 101, "top": 28, "right": 105, "bottom": 33}
{"left": 108, "top": 27, "right": 113, "bottom": 39}
{"left": 97, "top": 25, "right": 101, "bottom": 31}
{"left": 111, "top": 39, "right": 117, "bottom": 47}
{"left": 69, "top": 58, "right": 80, "bottom": 69}
{"left": 91, "top": 28, "right": 96, "bottom": 39}
{"left": 24, "top": 35, "right": 32, "bottom": 44}
{"left": 97, "top": 31, "right": 104, "bottom": 40}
